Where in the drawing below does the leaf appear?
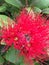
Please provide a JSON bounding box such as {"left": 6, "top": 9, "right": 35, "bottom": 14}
{"left": 28, "top": 0, "right": 33, "bottom": 6}
{"left": 20, "top": 0, "right": 26, "bottom": 6}
{"left": 0, "top": 55, "right": 4, "bottom": 65}
{"left": 42, "top": 8, "right": 49, "bottom": 14}
{"left": 10, "top": 6, "right": 20, "bottom": 18}
{"left": 5, "top": 0, "right": 22, "bottom": 8}
{"left": 31, "top": 0, "right": 49, "bottom": 9}
{"left": 15, "top": 56, "right": 24, "bottom": 65}
{"left": 5, "top": 46, "right": 17, "bottom": 63}
{"left": 0, "top": 5, "right": 6, "bottom": 12}
{"left": 0, "top": 0, "right": 4, "bottom": 5}
{"left": 0, "top": 3, "right": 7, "bottom": 12}
{"left": 5, "top": 46, "right": 24, "bottom": 64}
{"left": 34, "top": 62, "right": 40, "bottom": 65}
{"left": 0, "top": 15, "right": 7, "bottom": 27}
{"left": 0, "top": 15, "right": 8, "bottom": 21}
{"left": 20, "top": 63, "right": 25, "bottom": 65}
{"left": 33, "top": 7, "right": 42, "bottom": 13}
{"left": 0, "top": 15, "right": 14, "bottom": 27}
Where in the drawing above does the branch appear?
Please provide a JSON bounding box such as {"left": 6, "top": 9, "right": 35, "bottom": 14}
{"left": 26, "top": 0, "right": 28, "bottom": 7}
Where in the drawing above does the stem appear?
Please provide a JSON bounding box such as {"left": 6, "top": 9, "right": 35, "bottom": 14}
{"left": 26, "top": 0, "right": 28, "bottom": 7}
{"left": 1, "top": 46, "right": 10, "bottom": 54}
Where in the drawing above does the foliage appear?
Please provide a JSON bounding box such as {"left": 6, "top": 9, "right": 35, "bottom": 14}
{"left": 0, "top": 0, "right": 49, "bottom": 65}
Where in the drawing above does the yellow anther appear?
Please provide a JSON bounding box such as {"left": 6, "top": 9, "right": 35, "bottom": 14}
{"left": 27, "top": 43, "right": 31, "bottom": 47}
{"left": 14, "top": 37, "right": 18, "bottom": 41}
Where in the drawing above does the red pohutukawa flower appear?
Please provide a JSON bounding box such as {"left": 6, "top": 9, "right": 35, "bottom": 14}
{"left": 1, "top": 9, "right": 49, "bottom": 64}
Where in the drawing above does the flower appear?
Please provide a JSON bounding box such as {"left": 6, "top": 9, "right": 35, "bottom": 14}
{"left": 1, "top": 9, "right": 49, "bottom": 64}
{"left": 1, "top": 24, "right": 18, "bottom": 46}
{"left": 16, "top": 9, "right": 49, "bottom": 62}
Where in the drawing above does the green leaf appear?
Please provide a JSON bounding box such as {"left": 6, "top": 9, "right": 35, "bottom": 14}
{"left": 0, "top": 0, "right": 4, "bottom": 5}
{"left": 31, "top": 0, "right": 49, "bottom": 9}
{"left": 34, "top": 62, "right": 40, "bottom": 65}
{"left": 0, "top": 3, "right": 7, "bottom": 12}
{"left": 0, "top": 15, "right": 8, "bottom": 27}
{"left": 0, "top": 15, "right": 8, "bottom": 21}
{"left": 33, "top": 7, "right": 42, "bottom": 13}
{"left": 5, "top": 46, "right": 24, "bottom": 64}
{"left": 5, "top": 46, "right": 17, "bottom": 63}
{"left": 28, "top": 0, "right": 33, "bottom": 6}
{"left": 42, "top": 8, "right": 49, "bottom": 14}
{"left": 20, "top": 63, "right": 25, "bottom": 65}
{"left": 5, "top": 0, "right": 22, "bottom": 8}
{"left": 15, "top": 56, "right": 24, "bottom": 65}
{"left": 20, "top": 0, "right": 26, "bottom": 6}
{"left": 0, "top": 55, "right": 4, "bottom": 65}
{"left": 0, "top": 15, "right": 14, "bottom": 27}
{"left": 0, "top": 5, "right": 7, "bottom": 12}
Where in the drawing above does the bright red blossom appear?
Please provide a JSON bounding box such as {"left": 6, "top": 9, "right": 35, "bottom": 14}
{"left": 1, "top": 9, "right": 49, "bottom": 63}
